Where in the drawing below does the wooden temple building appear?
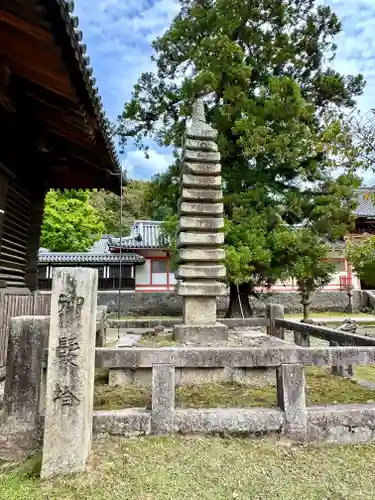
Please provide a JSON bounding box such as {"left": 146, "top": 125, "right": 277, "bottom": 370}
{"left": 0, "top": 0, "right": 121, "bottom": 292}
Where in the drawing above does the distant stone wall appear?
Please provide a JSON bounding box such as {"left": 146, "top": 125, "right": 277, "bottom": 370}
{"left": 98, "top": 290, "right": 363, "bottom": 317}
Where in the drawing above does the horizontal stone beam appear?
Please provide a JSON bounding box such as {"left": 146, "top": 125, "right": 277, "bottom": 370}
{"left": 277, "top": 319, "right": 375, "bottom": 346}
{"left": 92, "top": 404, "right": 375, "bottom": 444}
{"left": 107, "top": 317, "right": 268, "bottom": 329}
{"left": 93, "top": 346, "right": 375, "bottom": 369}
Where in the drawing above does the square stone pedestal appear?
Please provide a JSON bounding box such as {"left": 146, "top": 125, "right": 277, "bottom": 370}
{"left": 173, "top": 323, "right": 228, "bottom": 343}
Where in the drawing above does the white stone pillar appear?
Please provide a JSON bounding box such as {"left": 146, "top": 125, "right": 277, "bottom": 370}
{"left": 41, "top": 267, "right": 98, "bottom": 479}
{"left": 174, "top": 99, "right": 228, "bottom": 343}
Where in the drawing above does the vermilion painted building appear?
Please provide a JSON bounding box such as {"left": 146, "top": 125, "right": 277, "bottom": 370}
{"left": 38, "top": 221, "right": 176, "bottom": 292}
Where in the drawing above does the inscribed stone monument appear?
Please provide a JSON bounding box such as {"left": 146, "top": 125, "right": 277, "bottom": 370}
{"left": 174, "top": 99, "right": 228, "bottom": 342}
{"left": 41, "top": 267, "right": 98, "bottom": 479}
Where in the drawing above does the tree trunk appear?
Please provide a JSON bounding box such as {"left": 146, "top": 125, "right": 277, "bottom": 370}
{"left": 301, "top": 295, "right": 310, "bottom": 322}
{"left": 347, "top": 288, "right": 353, "bottom": 314}
{"left": 226, "top": 282, "right": 254, "bottom": 318}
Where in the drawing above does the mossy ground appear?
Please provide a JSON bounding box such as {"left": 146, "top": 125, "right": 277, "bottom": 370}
{"left": 93, "top": 367, "right": 375, "bottom": 411}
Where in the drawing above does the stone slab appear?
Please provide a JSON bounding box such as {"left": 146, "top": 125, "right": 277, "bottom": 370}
{"left": 182, "top": 174, "right": 221, "bottom": 188}
{"left": 1, "top": 316, "right": 49, "bottom": 458}
{"left": 175, "top": 408, "right": 283, "bottom": 435}
{"left": 41, "top": 267, "right": 98, "bottom": 479}
{"left": 176, "top": 280, "right": 227, "bottom": 296}
{"left": 116, "top": 335, "right": 142, "bottom": 347}
{"left": 183, "top": 162, "right": 221, "bottom": 176}
{"left": 179, "top": 248, "right": 225, "bottom": 262}
{"left": 177, "top": 232, "right": 224, "bottom": 247}
{"left": 186, "top": 126, "right": 217, "bottom": 140}
{"left": 184, "top": 296, "right": 217, "bottom": 325}
{"left": 151, "top": 363, "right": 175, "bottom": 434}
{"left": 176, "top": 264, "right": 226, "bottom": 280}
{"left": 93, "top": 409, "right": 151, "bottom": 437}
{"left": 179, "top": 201, "right": 224, "bottom": 215}
{"left": 184, "top": 137, "right": 218, "bottom": 151}
{"left": 173, "top": 322, "right": 228, "bottom": 342}
{"left": 277, "top": 364, "right": 307, "bottom": 440}
{"left": 181, "top": 188, "right": 223, "bottom": 202}
{"left": 95, "top": 345, "right": 375, "bottom": 370}
{"left": 179, "top": 216, "right": 224, "bottom": 231}
{"left": 184, "top": 150, "right": 220, "bottom": 163}
{"left": 91, "top": 404, "right": 375, "bottom": 444}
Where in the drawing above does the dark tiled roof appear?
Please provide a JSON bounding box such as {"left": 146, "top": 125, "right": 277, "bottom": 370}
{"left": 108, "top": 221, "right": 170, "bottom": 249}
{"left": 355, "top": 188, "right": 375, "bottom": 217}
{"left": 47, "top": 0, "right": 121, "bottom": 178}
{"left": 38, "top": 252, "right": 144, "bottom": 264}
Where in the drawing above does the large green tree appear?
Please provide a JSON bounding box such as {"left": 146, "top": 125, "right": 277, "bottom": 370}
{"left": 347, "top": 236, "right": 375, "bottom": 289}
{"left": 90, "top": 179, "right": 152, "bottom": 236}
{"left": 118, "top": 0, "right": 364, "bottom": 316}
{"left": 41, "top": 190, "right": 105, "bottom": 252}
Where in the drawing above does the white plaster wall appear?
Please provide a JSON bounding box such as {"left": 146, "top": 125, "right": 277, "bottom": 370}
{"left": 135, "top": 260, "right": 151, "bottom": 285}
{"left": 169, "top": 272, "right": 177, "bottom": 285}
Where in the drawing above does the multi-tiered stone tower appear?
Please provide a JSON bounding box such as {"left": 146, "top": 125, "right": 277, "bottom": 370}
{"left": 173, "top": 99, "right": 228, "bottom": 342}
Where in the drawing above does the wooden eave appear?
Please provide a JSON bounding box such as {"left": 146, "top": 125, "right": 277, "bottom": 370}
{"left": 0, "top": 0, "right": 121, "bottom": 193}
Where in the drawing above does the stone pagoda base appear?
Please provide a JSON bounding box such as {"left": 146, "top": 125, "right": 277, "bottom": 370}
{"left": 173, "top": 322, "right": 229, "bottom": 343}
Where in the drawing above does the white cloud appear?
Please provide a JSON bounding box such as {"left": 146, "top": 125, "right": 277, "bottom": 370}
{"left": 325, "top": 0, "right": 375, "bottom": 113}
{"left": 122, "top": 148, "right": 174, "bottom": 179}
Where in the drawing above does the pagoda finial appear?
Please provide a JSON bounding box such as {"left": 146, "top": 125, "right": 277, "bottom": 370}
{"left": 192, "top": 99, "right": 206, "bottom": 124}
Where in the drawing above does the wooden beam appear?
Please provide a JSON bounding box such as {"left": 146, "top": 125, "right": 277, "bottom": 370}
{"left": 0, "top": 9, "right": 52, "bottom": 43}
{"left": 1, "top": 22, "right": 76, "bottom": 100}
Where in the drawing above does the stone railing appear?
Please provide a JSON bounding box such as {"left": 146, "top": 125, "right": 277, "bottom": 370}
{"left": 266, "top": 303, "right": 375, "bottom": 377}
{"left": 94, "top": 344, "right": 375, "bottom": 441}
{"left": 3, "top": 308, "right": 375, "bottom": 473}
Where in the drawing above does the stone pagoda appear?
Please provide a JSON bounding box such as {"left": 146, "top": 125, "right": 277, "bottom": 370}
{"left": 173, "top": 99, "right": 228, "bottom": 342}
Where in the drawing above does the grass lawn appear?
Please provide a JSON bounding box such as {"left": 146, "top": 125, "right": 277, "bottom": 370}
{"left": 2, "top": 436, "right": 375, "bottom": 499}
{"left": 93, "top": 367, "right": 375, "bottom": 411}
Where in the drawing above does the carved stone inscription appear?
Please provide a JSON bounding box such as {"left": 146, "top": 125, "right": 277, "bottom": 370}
{"left": 41, "top": 268, "right": 98, "bottom": 479}
{"left": 54, "top": 277, "right": 84, "bottom": 408}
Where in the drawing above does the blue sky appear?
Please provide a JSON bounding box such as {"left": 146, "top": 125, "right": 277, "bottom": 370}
{"left": 73, "top": 0, "right": 375, "bottom": 181}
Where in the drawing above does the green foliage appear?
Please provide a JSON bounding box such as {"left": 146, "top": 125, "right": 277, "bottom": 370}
{"left": 347, "top": 236, "right": 375, "bottom": 287}
{"left": 117, "top": 0, "right": 364, "bottom": 303}
{"left": 41, "top": 190, "right": 105, "bottom": 252}
{"left": 276, "top": 229, "right": 335, "bottom": 301}
{"left": 161, "top": 214, "right": 179, "bottom": 270}
{"left": 90, "top": 180, "right": 152, "bottom": 236}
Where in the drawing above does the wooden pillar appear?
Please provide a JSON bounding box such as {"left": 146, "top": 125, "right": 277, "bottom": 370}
{"left": 0, "top": 163, "right": 11, "bottom": 269}
{"left": 25, "top": 189, "right": 46, "bottom": 291}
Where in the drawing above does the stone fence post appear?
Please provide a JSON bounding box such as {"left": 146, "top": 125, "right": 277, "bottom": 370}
{"left": 96, "top": 305, "right": 107, "bottom": 347}
{"left": 266, "top": 304, "right": 284, "bottom": 339}
{"left": 151, "top": 357, "right": 175, "bottom": 435}
{"left": 41, "top": 267, "right": 98, "bottom": 479}
{"left": 277, "top": 363, "right": 307, "bottom": 441}
{"left": 1, "top": 316, "right": 49, "bottom": 458}
{"left": 330, "top": 340, "right": 353, "bottom": 378}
